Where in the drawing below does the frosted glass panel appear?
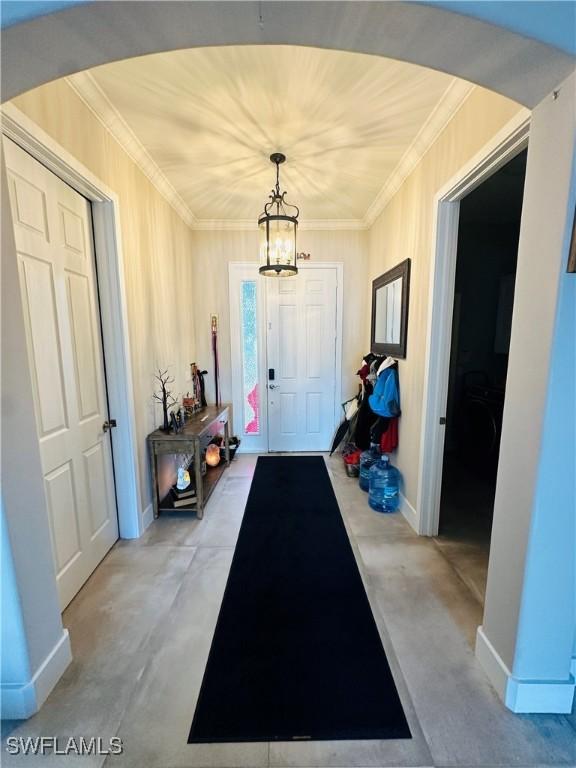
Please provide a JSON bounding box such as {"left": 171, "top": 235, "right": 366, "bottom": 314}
{"left": 241, "top": 281, "right": 260, "bottom": 434}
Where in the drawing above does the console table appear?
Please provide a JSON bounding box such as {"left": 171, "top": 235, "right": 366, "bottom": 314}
{"left": 147, "top": 404, "right": 230, "bottom": 520}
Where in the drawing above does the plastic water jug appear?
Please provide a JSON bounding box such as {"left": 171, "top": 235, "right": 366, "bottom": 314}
{"left": 359, "top": 444, "right": 380, "bottom": 492}
{"left": 369, "top": 455, "right": 400, "bottom": 513}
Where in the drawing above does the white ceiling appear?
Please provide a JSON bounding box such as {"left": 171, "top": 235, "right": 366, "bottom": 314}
{"left": 70, "top": 46, "right": 475, "bottom": 227}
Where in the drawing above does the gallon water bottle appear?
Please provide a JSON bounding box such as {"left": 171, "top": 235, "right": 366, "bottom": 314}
{"left": 369, "top": 455, "right": 400, "bottom": 512}
{"left": 359, "top": 443, "right": 380, "bottom": 492}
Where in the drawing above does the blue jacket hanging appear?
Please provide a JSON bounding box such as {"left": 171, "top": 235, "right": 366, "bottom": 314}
{"left": 368, "top": 360, "right": 400, "bottom": 417}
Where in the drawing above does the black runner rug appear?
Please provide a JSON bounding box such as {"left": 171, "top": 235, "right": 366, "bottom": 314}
{"left": 188, "top": 455, "right": 411, "bottom": 742}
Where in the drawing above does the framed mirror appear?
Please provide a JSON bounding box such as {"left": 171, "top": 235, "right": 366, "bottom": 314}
{"left": 371, "top": 258, "right": 411, "bottom": 358}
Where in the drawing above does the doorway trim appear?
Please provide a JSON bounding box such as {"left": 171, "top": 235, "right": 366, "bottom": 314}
{"left": 228, "top": 261, "right": 344, "bottom": 452}
{"left": 1, "top": 103, "right": 143, "bottom": 538}
{"left": 417, "top": 108, "right": 531, "bottom": 536}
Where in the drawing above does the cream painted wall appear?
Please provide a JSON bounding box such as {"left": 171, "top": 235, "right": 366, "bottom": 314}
{"left": 11, "top": 80, "right": 197, "bottom": 516}
{"left": 366, "top": 87, "right": 524, "bottom": 512}
{"left": 8, "top": 77, "right": 521, "bottom": 517}
{"left": 191, "top": 229, "right": 368, "bottom": 412}
{"left": 479, "top": 71, "right": 576, "bottom": 701}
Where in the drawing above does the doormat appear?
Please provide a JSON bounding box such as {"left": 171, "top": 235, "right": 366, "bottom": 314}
{"left": 188, "top": 455, "right": 411, "bottom": 742}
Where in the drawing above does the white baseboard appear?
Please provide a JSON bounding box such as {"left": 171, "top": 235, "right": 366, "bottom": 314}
{"left": 505, "top": 675, "right": 575, "bottom": 713}
{"left": 141, "top": 503, "right": 154, "bottom": 532}
{"left": 476, "top": 625, "right": 510, "bottom": 700}
{"left": 476, "top": 625, "right": 576, "bottom": 713}
{"left": 399, "top": 492, "right": 418, "bottom": 533}
{"left": 1, "top": 629, "right": 72, "bottom": 719}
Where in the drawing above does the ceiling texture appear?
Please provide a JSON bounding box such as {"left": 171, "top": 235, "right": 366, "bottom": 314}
{"left": 68, "top": 45, "right": 477, "bottom": 229}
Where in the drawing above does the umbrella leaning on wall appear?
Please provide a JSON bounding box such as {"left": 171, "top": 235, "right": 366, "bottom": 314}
{"left": 329, "top": 395, "right": 360, "bottom": 455}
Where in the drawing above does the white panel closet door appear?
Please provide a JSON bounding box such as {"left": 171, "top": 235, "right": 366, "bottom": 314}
{"left": 267, "top": 267, "right": 337, "bottom": 451}
{"left": 3, "top": 137, "right": 118, "bottom": 610}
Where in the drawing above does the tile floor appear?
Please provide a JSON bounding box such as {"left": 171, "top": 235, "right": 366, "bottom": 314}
{"left": 2, "top": 454, "right": 575, "bottom": 767}
{"left": 434, "top": 454, "right": 496, "bottom": 605}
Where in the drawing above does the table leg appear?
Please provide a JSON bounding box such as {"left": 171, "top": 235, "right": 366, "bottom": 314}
{"left": 195, "top": 438, "right": 204, "bottom": 520}
{"left": 224, "top": 419, "right": 230, "bottom": 466}
{"left": 148, "top": 442, "right": 159, "bottom": 519}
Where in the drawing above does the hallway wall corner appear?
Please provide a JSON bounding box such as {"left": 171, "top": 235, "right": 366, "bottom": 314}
{"left": 1, "top": 630, "right": 72, "bottom": 720}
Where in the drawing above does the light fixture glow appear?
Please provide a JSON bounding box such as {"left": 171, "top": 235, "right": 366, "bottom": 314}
{"left": 258, "top": 153, "right": 299, "bottom": 277}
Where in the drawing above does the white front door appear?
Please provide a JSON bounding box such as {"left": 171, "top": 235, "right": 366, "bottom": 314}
{"left": 3, "top": 137, "right": 119, "bottom": 610}
{"left": 266, "top": 267, "right": 338, "bottom": 451}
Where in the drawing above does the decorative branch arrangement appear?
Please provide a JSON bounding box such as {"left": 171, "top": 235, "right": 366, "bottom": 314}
{"left": 153, "top": 369, "right": 178, "bottom": 432}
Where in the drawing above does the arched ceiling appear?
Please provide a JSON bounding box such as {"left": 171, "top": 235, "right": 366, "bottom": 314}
{"left": 70, "top": 46, "right": 475, "bottom": 225}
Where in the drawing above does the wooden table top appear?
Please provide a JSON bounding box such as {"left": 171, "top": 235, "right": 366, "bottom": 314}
{"left": 147, "top": 404, "right": 230, "bottom": 443}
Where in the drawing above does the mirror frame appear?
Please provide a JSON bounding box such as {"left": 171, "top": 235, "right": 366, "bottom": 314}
{"left": 370, "top": 258, "right": 411, "bottom": 358}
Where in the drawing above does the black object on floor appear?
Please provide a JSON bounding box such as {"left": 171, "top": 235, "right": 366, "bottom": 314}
{"left": 188, "top": 456, "right": 411, "bottom": 743}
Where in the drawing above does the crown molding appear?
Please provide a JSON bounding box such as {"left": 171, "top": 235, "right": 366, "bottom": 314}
{"left": 66, "top": 70, "right": 474, "bottom": 234}
{"left": 192, "top": 218, "right": 367, "bottom": 231}
{"left": 65, "top": 72, "right": 197, "bottom": 229}
{"left": 363, "top": 78, "right": 475, "bottom": 227}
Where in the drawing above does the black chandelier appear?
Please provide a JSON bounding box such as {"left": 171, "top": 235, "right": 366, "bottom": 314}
{"left": 258, "top": 153, "right": 299, "bottom": 276}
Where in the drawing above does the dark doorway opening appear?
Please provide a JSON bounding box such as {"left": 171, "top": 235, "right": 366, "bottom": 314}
{"left": 436, "top": 149, "right": 528, "bottom": 604}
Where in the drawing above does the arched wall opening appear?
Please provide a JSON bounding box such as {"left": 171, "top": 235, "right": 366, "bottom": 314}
{"left": 1, "top": 1, "right": 575, "bottom": 719}
{"left": 1, "top": 1, "right": 575, "bottom": 105}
